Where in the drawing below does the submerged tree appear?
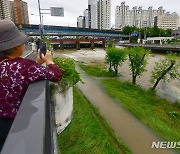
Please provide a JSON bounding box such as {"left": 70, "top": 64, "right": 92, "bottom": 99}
{"left": 151, "top": 53, "right": 180, "bottom": 90}
{"left": 106, "top": 48, "right": 126, "bottom": 76}
{"left": 128, "top": 47, "right": 150, "bottom": 84}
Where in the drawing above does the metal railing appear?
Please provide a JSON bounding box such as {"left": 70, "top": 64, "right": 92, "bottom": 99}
{"left": 1, "top": 53, "right": 58, "bottom": 154}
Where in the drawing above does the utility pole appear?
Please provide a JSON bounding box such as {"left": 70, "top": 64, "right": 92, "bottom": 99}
{"left": 143, "top": 21, "right": 147, "bottom": 40}
{"left": 37, "top": 0, "right": 43, "bottom": 37}
{"left": 36, "top": 1, "right": 64, "bottom": 38}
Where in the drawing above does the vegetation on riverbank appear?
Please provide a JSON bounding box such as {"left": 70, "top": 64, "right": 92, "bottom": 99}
{"left": 79, "top": 62, "right": 116, "bottom": 77}
{"left": 58, "top": 87, "right": 131, "bottom": 154}
{"left": 79, "top": 63, "right": 180, "bottom": 143}
{"left": 102, "top": 79, "right": 180, "bottom": 142}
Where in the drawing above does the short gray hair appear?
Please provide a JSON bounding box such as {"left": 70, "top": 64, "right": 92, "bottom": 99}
{"left": 0, "top": 48, "right": 14, "bottom": 57}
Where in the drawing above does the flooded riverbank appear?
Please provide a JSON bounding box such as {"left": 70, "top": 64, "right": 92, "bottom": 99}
{"left": 54, "top": 48, "right": 180, "bottom": 103}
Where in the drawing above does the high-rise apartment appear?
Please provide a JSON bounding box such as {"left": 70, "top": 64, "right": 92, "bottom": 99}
{"left": 21, "top": 0, "right": 29, "bottom": 24}
{"left": 84, "top": 9, "right": 89, "bottom": 28}
{"left": 0, "top": 0, "right": 11, "bottom": 20}
{"left": 101, "top": 0, "right": 111, "bottom": 29}
{"left": 77, "top": 0, "right": 111, "bottom": 29}
{"left": 155, "top": 12, "right": 179, "bottom": 30}
{"left": 88, "top": 0, "right": 98, "bottom": 29}
{"left": 77, "top": 16, "right": 85, "bottom": 28}
{"left": 10, "top": 0, "right": 29, "bottom": 25}
{"left": 77, "top": 9, "right": 89, "bottom": 28}
{"left": 87, "top": 0, "right": 111, "bottom": 29}
{"left": 8, "top": 0, "right": 15, "bottom": 21}
{"left": 115, "top": 2, "right": 130, "bottom": 29}
{"left": 115, "top": 2, "right": 166, "bottom": 29}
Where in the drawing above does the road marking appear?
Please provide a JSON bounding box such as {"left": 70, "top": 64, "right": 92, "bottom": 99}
{"left": 23, "top": 51, "right": 34, "bottom": 59}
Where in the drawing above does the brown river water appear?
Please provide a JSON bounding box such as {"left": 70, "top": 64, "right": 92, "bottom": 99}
{"left": 54, "top": 48, "right": 178, "bottom": 154}
{"left": 54, "top": 47, "right": 180, "bottom": 103}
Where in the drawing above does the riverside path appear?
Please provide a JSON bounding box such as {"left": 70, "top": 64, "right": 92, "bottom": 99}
{"left": 76, "top": 66, "right": 176, "bottom": 154}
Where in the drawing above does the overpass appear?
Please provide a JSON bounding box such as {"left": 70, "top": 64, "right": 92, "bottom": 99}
{"left": 21, "top": 24, "right": 128, "bottom": 38}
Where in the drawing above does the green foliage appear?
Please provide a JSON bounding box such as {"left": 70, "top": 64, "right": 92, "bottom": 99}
{"left": 28, "top": 37, "right": 35, "bottom": 43}
{"left": 151, "top": 52, "right": 180, "bottom": 89}
{"left": 53, "top": 57, "right": 81, "bottom": 87}
{"left": 102, "top": 79, "right": 180, "bottom": 142}
{"left": 58, "top": 87, "right": 131, "bottom": 154}
{"left": 122, "top": 26, "right": 172, "bottom": 39}
{"left": 79, "top": 63, "right": 116, "bottom": 77}
{"left": 167, "top": 38, "right": 180, "bottom": 45}
{"left": 106, "top": 48, "right": 127, "bottom": 76}
{"left": 106, "top": 39, "right": 115, "bottom": 48}
{"left": 127, "top": 47, "right": 150, "bottom": 84}
{"left": 122, "top": 26, "right": 137, "bottom": 35}
{"left": 130, "top": 37, "right": 138, "bottom": 43}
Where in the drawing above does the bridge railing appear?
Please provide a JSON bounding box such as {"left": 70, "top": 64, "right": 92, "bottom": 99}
{"left": 1, "top": 53, "right": 58, "bottom": 154}
{"left": 21, "top": 24, "right": 128, "bottom": 38}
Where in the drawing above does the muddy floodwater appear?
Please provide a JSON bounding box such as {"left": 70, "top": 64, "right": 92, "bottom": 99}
{"left": 55, "top": 48, "right": 180, "bottom": 103}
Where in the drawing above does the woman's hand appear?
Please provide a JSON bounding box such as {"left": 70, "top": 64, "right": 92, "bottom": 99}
{"left": 36, "top": 50, "right": 54, "bottom": 65}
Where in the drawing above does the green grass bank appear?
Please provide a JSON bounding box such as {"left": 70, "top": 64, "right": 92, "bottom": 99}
{"left": 102, "top": 79, "right": 180, "bottom": 142}
{"left": 58, "top": 87, "right": 131, "bottom": 154}
{"left": 79, "top": 63, "right": 116, "bottom": 77}
{"left": 79, "top": 63, "right": 180, "bottom": 143}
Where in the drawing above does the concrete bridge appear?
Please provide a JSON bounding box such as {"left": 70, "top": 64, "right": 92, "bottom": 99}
{"left": 51, "top": 38, "right": 106, "bottom": 50}
{"left": 20, "top": 24, "right": 128, "bottom": 38}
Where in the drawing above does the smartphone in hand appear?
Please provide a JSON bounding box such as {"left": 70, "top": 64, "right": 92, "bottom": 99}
{"left": 39, "top": 42, "right": 47, "bottom": 58}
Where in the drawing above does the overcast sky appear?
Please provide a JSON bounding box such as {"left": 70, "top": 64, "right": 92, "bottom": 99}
{"left": 25, "top": 0, "right": 180, "bottom": 27}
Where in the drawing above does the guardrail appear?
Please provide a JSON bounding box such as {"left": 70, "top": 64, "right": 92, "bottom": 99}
{"left": 1, "top": 53, "right": 58, "bottom": 154}
{"left": 118, "top": 43, "right": 180, "bottom": 52}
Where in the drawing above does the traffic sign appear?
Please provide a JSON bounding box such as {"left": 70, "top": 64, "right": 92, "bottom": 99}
{"left": 50, "top": 7, "right": 64, "bottom": 17}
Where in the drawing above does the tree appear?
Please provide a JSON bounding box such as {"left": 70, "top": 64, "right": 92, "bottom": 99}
{"left": 151, "top": 53, "right": 180, "bottom": 90}
{"left": 128, "top": 47, "right": 150, "bottom": 84}
{"left": 106, "top": 48, "right": 126, "bottom": 76}
{"left": 107, "top": 39, "right": 115, "bottom": 48}
{"left": 122, "top": 26, "right": 137, "bottom": 35}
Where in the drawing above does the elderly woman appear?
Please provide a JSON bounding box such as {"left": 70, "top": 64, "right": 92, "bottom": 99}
{"left": 0, "top": 20, "right": 62, "bottom": 150}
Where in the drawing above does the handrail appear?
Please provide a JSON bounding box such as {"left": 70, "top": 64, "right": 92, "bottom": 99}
{"left": 1, "top": 53, "right": 58, "bottom": 154}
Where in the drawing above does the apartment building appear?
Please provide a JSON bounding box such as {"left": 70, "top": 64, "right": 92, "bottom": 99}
{"left": 0, "top": 0, "right": 11, "bottom": 20}
{"left": 88, "top": 0, "right": 98, "bottom": 29}
{"left": 77, "top": 16, "right": 85, "bottom": 28}
{"left": 13, "top": 0, "right": 29, "bottom": 25}
{"left": 101, "top": 0, "right": 111, "bottom": 29}
{"left": 6, "top": 0, "right": 29, "bottom": 25}
{"left": 155, "top": 12, "right": 179, "bottom": 30}
{"left": 78, "top": 0, "right": 111, "bottom": 30}
{"left": 84, "top": 9, "right": 89, "bottom": 28}
{"left": 115, "top": 2, "right": 165, "bottom": 29}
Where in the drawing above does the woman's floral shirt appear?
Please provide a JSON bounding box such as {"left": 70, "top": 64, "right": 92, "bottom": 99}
{"left": 0, "top": 57, "right": 62, "bottom": 119}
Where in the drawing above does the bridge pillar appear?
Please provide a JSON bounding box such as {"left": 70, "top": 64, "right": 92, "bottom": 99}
{"left": 76, "top": 41, "right": 80, "bottom": 50}
{"left": 102, "top": 40, "right": 106, "bottom": 48}
{"left": 60, "top": 42, "right": 64, "bottom": 50}
{"left": 90, "top": 41, "right": 95, "bottom": 50}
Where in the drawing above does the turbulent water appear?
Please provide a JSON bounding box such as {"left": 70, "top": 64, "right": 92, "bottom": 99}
{"left": 55, "top": 48, "right": 180, "bottom": 103}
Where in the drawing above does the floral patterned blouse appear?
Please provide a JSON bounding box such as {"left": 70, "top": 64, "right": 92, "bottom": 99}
{"left": 0, "top": 57, "right": 62, "bottom": 119}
